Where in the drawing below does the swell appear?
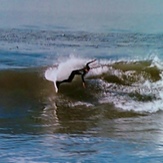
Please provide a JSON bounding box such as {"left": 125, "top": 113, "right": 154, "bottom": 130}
{"left": 0, "top": 58, "right": 163, "bottom": 115}
{"left": 1, "top": 60, "right": 159, "bottom": 92}
{"left": 1, "top": 60, "right": 161, "bottom": 134}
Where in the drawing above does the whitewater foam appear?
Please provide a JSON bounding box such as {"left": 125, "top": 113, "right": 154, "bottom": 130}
{"left": 45, "top": 57, "right": 87, "bottom": 82}
{"left": 100, "top": 72, "right": 163, "bottom": 113}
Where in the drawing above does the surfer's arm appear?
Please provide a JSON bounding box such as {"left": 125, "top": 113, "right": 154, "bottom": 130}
{"left": 86, "top": 59, "right": 96, "bottom": 68}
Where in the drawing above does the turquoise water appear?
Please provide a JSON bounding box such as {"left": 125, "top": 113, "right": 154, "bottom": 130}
{"left": 1, "top": 1, "right": 163, "bottom": 162}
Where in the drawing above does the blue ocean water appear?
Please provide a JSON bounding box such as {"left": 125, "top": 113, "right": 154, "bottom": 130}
{"left": 1, "top": 1, "right": 163, "bottom": 163}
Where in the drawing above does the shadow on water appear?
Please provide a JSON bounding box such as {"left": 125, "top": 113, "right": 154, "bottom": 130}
{"left": 39, "top": 99, "right": 145, "bottom": 135}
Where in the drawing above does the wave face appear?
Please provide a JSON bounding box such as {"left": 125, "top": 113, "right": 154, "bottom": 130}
{"left": 1, "top": 56, "right": 163, "bottom": 118}
{"left": 44, "top": 56, "right": 163, "bottom": 113}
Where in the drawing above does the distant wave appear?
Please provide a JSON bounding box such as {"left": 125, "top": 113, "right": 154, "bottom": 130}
{"left": 1, "top": 29, "right": 163, "bottom": 56}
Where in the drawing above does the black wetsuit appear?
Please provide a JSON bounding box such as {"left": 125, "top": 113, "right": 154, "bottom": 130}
{"left": 57, "top": 68, "right": 87, "bottom": 86}
{"left": 56, "top": 60, "right": 95, "bottom": 89}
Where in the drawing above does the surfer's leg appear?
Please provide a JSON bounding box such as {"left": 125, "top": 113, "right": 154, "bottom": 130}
{"left": 56, "top": 81, "right": 61, "bottom": 90}
{"left": 67, "top": 70, "right": 79, "bottom": 82}
{"left": 56, "top": 70, "right": 79, "bottom": 89}
{"left": 60, "top": 70, "right": 79, "bottom": 83}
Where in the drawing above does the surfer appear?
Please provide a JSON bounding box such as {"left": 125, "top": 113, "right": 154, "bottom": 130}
{"left": 56, "top": 59, "right": 96, "bottom": 91}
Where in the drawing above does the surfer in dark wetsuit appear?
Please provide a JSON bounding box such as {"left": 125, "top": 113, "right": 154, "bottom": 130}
{"left": 56, "top": 59, "right": 96, "bottom": 90}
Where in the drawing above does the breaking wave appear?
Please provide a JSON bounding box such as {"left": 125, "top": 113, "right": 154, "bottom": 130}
{"left": 45, "top": 55, "right": 163, "bottom": 113}
{"left": 0, "top": 55, "right": 163, "bottom": 115}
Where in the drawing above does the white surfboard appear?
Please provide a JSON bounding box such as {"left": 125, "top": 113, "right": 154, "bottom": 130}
{"left": 45, "top": 57, "right": 88, "bottom": 93}
{"left": 54, "top": 81, "right": 58, "bottom": 93}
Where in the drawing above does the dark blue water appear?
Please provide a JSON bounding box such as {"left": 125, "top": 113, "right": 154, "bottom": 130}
{"left": 1, "top": 133, "right": 163, "bottom": 163}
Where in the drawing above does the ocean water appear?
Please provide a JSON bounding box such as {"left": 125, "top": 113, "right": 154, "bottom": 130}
{"left": 1, "top": 1, "right": 163, "bottom": 163}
